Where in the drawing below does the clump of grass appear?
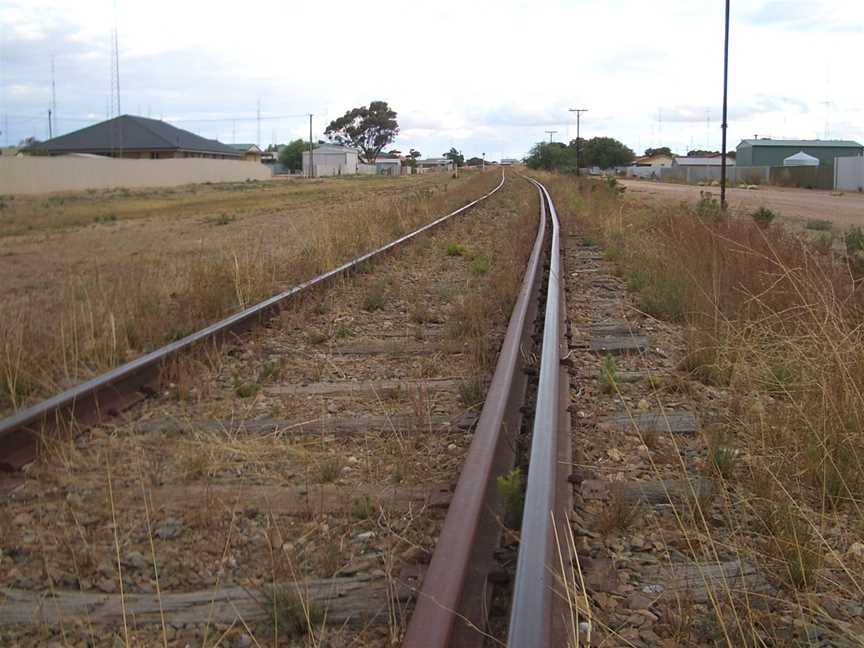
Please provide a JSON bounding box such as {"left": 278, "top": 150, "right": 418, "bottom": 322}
{"left": 446, "top": 242, "right": 468, "bottom": 257}
{"left": 844, "top": 225, "right": 864, "bottom": 256}
{"left": 496, "top": 468, "right": 525, "bottom": 529}
{"left": 264, "top": 585, "right": 325, "bottom": 639}
{"left": 362, "top": 282, "right": 387, "bottom": 311}
{"left": 318, "top": 457, "right": 343, "bottom": 483}
{"left": 598, "top": 485, "right": 640, "bottom": 534}
{"left": 207, "top": 213, "right": 236, "bottom": 226}
{"left": 696, "top": 191, "right": 721, "bottom": 219}
{"left": 599, "top": 354, "right": 619, "bottom": 394}
{"left": 234, "top": 381, "right": 261, "bottom": 398}
{"left": 457, "top": 377, "right": 483, "bottom": 407}
{"left": 751, "top": 206, "right": 776, "bottom": 228}
{"left": 307, "top": 329, "right": 329, "bottom": 345}
{"left": 707, "top": 441, "right": 737, "bottom": 480}
{"left": 350, "top": 495, "right": 376, "bottom": 520}
{"left": 409, "top": 299, "right": 432, "bottom": 324}
{"left": 470, "top": 255, "right": 490, "bottom": 275}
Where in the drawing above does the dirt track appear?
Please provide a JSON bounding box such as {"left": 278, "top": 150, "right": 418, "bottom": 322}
{"left": 621, "top": 179, "right": 864, "bottom": 229}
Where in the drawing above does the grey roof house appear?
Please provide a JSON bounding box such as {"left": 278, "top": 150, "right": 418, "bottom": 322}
{"left": 23, "top": 115, "right": 242, "bottom": 160}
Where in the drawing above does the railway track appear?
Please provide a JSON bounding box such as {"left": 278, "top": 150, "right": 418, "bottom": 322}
{"left": 2, "top": 173, "right": 720, "bottom": 648}
{"left": 0, "top": 170, "right": 565, "bottom": 647}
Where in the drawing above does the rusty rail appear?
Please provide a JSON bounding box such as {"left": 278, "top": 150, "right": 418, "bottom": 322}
{"left": 0, "top": 172, "right": 504, "bottom": 475}
{"left": 508, "top": 177, "right": 572, "bottom": 646}
{"left": 403, "top": 175, "right": 553, "bottom": 646}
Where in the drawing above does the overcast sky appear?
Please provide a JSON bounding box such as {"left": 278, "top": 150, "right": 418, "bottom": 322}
{"left": 2, "top": 0, "right": 863, "bottom": 159}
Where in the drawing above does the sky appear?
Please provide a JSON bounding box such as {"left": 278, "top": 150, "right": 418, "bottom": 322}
{"left": 2, "top": 0, "right": 863, "bottom": 160}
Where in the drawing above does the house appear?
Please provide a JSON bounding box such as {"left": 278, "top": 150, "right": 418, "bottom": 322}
{"left": 302, "top": 144, "right": 359, "bottom": 177}
{"left": 673, "top": 156, "right": 735, "bottom": 167}
{"left": 227, "top": 143, "right": 263, "bottom": 162}
{"left": 21, "top": 115, "right": 243, "bottom": 159}
{"left": 736, "top": 139, "right": 864, "bottom": 167}
{"left": 374, "top": 154, "right": 402, "bottom": 175}
{"left": 416, "top": 158, "right": 454, "bottom": 171}
{"left": 633, "top": 153, "right": 675, "bottom": 167}
{"left": 500, "top": 158, "right": 520, "bottom": 166}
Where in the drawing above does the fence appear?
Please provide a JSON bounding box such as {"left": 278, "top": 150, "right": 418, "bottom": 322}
{"left": 0, "top": 155, "right": 272, "bottom": 195}
{"left": 769, "top": 165, "right": 834, "bottom": 190}
{"left": 619, "top": 165, "right": 770, "bottom": 186}
{"left": 835, "top": 156, "right": 864, "bottom": 192}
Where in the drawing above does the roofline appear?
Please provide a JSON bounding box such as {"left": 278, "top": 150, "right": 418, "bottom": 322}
{"left": 25, "top": 146, "right": 242, "bottom": 157}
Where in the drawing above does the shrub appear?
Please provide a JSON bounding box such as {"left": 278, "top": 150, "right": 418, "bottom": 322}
{"left": 751, "top": 206, "right": 776, "bottom": 228}
{"left": 446, "top": 242, "right": 468, "bottom": 257}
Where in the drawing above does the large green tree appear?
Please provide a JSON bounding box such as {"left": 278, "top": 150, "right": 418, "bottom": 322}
{"left": 443, "top": 147, "right": 465, "bottom": 167}
{"left": 324, "top": 100, "right": 398, "bottom": 164}
{"left": 580, "top": 137, "right": 635, "bottom": 169}
{"left": 525, "top": 142, "right": 578, "bottom": 171}
{"left": 644, "top": 146, "right": 672, "bottom": 157}
{"left": 277, "top": 139, "right": 308, "bottom": 172}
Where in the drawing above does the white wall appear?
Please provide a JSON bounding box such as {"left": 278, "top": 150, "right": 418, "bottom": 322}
{"left": 835, "top": 156, "right": 864, "bottom": 192}
{"left": 0, "top": 156, "right": 272, "bottom": 195}
{"left": 302, "top": 149, "right": 358, "bottom": 176}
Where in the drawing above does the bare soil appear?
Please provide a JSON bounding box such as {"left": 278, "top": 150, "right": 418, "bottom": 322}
{"left": 620, "top": 178, "right": 864, "bottom": 230}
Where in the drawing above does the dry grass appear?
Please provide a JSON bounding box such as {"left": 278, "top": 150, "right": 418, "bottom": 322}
{"left": 539, "top": 171, "right": 864, "bottom": 645}
{"left": 0, "top": 170, "right": 499, "bottom": 414}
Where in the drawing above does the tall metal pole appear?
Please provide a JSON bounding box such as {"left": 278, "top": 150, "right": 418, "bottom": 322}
{"left": 545, "top": 130, "right": 557, "bottom": 143}
{"left": 48, "top": 109, "right": 53, "bottom": 139}
{"left": 308, "top": 113, "right": 314, "bottom": 178}
{"left": 569, "top": 108, "right": 588, "bottom": 176}
{"left": 720, "top": 0, "right": 730, "bottom": 209}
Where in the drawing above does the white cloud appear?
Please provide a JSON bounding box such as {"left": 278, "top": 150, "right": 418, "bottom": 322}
{"left": 1, "top": 0, "right": 863, "bottom": 157}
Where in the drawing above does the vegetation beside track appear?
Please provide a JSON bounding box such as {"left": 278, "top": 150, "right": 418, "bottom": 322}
{"left": 539, "top": 171, "right": 864, "bottom": 645}
{"left": 0, "top": 171, "right": 499, "bottom": 415}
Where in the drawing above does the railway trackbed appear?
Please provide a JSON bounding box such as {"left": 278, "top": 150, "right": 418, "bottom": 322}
{"left": 0, "top": 171, "right": 544, "bottom": 646}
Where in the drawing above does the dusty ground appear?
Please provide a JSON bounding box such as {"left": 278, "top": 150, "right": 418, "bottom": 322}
{"left": 0, "top": 173, "right": 467, "bottom": 303}
{"left": 0, "top": 173, "right": 536, "bottom": 646}
{"left": 0, "top": 170, "right": 499, "bottom": 415}
{"left": 620, "top": 178, "right": 864, "bottom": 230}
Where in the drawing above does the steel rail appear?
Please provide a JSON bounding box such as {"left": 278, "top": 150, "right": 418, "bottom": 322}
{"left": 508, "top": 178, "right": 572, "bottom": 647}
{"left": 0, "top": 172, "right": 505, "bottom": 474}
{"left": 403, "top": 175, "right": 548, "bottom": 647}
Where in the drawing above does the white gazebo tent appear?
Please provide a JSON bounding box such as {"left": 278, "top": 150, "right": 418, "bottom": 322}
{"left": 783, "top": 150, "right": 820, "bottom": 167}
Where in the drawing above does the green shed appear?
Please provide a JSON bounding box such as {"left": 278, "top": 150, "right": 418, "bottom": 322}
{"left": 736, "top": 139, "right": 863, "bottom": 167}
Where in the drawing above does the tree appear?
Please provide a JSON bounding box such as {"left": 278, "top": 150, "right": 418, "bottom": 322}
{"left": 524, "top": 142, "right": 578, "bottom": 171}
{"left": 278, "top": 139, "right": 309, "bottom": 172}
{"left": 644, "top": 146, "right": 672, "bottom": 157}
{"left": 443, "top": 147, "right": 465, "bottom": 167}
{"left": 408, "top": 148, "right": 421, "bottom": 159}
{"left": 466, "top": 156, "right": 485, "bottom": 166}
{"left": 580, "top": 137, "right": 635, "bottom": 169}
{"left": 324, "top": 100, "right": 398, "bottom": 164}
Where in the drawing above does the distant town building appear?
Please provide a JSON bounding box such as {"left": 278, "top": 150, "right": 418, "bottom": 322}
{"left": 500, "top": 158, "right": 520, "bottom": 166}
{"left": 227, "top": 143, "right": 263, "bottom": 162}
{"left": 21, "top": 115, "right": 244, "bottom": 160}
{"left": 416, "top": 158, "right": 454, "bottom": 171}
{"left": 673, "top": 156, "right": 736, "bottom": 167}
{"left": 736, "top": 139, "right": 864, "bottom": 167}
{"left": 374, "top": 155, "right": 402, "bottom": 175}
{"left": 633, "top": 153, "right": 675, "bottom": 167}
{"left": 302, "top": 144, "right": 359, "bottom": 176}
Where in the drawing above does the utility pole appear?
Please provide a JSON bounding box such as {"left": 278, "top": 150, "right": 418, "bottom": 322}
{"left": 48, "top": 109, "right": 52, "bottom": 139}
{"left": 545, "top": 130, "right": 558, "bottom": 143}
{"left": 720, "top": 0, "right": 730, "bottom": 210}
{"left": 308, "top": 113, "right": 314, "bottom": 178}
{"left": 257, "top": 98, "right": 261, "bottom": 147}
{"left": 482, "top": 152, "right": 485, "bottom": 171}
{"left": 569, "top": 108, "right": 588, "bottom": 176}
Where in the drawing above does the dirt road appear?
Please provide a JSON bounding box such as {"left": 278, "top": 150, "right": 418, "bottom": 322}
{"left": 621, "top": 179, "right": 864, "bottom": 229}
